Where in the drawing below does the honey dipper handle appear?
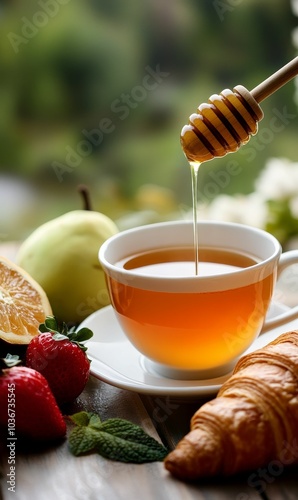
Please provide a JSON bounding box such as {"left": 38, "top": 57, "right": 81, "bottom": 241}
{"left": 251, "top": 56, "right": 298, "bottom": 103}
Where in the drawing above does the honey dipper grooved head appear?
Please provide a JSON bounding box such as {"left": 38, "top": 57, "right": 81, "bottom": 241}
{"left": 180, "top": 85, "right": 264, "bottom": 164}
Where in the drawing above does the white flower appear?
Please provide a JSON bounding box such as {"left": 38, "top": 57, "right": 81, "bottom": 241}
{"left": 289, "top": 195, "right": 298, "bottom": 218}
{"left": 204, "top": 192, "right": 268, "bottom": 228}
{"left": 292, "top": 27, "right": 298, "bottom": 49}
{"left": 255, "top": 158, "right": 298, "bottom": 200}
{"left": 182, "top": 157, "right": 298, "bottom": 242}
{"left": 291, "top": 0, "right": 298, "bottom": 16}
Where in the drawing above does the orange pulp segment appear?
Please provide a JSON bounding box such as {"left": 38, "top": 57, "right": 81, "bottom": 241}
{"left": 0, "top": 256, "right": 52, "bottom": 344}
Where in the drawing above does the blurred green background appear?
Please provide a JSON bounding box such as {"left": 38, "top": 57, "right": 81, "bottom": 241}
{"left": 0, "top": 0, "right": 297, "bottom": 241}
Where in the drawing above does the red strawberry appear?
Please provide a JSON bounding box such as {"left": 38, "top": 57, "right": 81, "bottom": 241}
{"left": 0, "top": 361, "right": 66, "bottom": 441}
{"left": 26, "top": 317, "right": 93, "bottom": 405}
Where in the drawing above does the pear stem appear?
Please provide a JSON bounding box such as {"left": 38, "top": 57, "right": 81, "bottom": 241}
{"left": 78, "top": 185, "right": 92, "bottom": 211}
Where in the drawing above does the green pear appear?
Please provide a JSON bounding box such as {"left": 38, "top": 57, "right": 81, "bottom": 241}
{"left": 17, "top": 209, "right": 118, "bottom": 323}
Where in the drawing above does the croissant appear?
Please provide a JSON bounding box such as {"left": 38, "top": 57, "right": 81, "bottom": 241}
{"left": 164, "top": 330, "right": 298, "bottom": 480}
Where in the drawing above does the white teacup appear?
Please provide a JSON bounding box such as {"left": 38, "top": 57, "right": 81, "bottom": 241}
{"left": 99, "top": 220, "right": 298, "bottom": 379}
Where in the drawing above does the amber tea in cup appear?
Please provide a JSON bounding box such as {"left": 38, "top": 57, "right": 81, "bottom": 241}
{"left": 99, "top": 221, "right": 298, "bottom": 379}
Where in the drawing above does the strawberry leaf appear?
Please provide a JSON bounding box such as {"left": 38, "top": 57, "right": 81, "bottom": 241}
{"left": 40, "top": 316, "right": 59, "bottom": 332}
{"left": 68, "top": 411, "right": 168, "bottom": 463}
{"left": 1, "top": 354, "right": 21, "bottom": 369}
{"left": 39, "top": 316, "right": 93, "bottom": 353}
{"left": 72, "top": 328, "right": 94, "bottom": 343}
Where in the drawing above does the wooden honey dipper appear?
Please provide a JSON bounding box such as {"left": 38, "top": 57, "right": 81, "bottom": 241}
{"left": 181, "top": 56, "right": 298, "bottom": 163}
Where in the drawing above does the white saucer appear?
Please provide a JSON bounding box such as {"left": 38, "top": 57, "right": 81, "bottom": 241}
{"left": 81, "top": 303, "right": 298, "bottom": 397}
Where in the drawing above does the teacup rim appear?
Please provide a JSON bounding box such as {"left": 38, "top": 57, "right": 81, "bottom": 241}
{"left": 99, "top": 220, "right": 281, "bottom": 292}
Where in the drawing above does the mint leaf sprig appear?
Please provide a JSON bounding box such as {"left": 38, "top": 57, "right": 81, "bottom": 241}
{"left": 68, "top": 411, "right": 168, "bottom": 463}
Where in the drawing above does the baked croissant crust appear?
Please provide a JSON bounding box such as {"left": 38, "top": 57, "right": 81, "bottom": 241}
{"left": 164, "top": 331, "right": 298, "bottom": 480}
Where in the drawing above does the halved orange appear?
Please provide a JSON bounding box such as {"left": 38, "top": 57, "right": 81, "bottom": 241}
{"left": 0, "top": 256, "right": 52, "bottom": 344}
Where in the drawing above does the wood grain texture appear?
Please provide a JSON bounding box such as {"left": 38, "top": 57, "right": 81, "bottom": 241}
{"left": 1, "top": 357, "right": 297, "bottom": 500}
{"left": 1, "top": 242, "right": 298, "bottom": 499}
{"left": 0, "top": 377, "right": 263, "bottom": 500}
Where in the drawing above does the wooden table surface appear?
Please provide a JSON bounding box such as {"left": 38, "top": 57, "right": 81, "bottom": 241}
{"left": 1, "top": 242, "right": 298, "bottom": 500}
